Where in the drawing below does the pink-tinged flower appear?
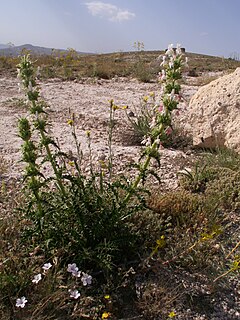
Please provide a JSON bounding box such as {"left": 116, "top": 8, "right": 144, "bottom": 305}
{"left": 42, "top": 262, "right": 52, "bottom": 271}
{"left": 68, "top": 289, "right": 81, "bottom": 299}
{"left": 158, "top": 105, "right": 164, "bottom": 113}
{"left": 32, "top": 273, "right": 42, "bottom": 284}
{"left": 175, "top": 110, "right": 180, "bottom": 116}
{"left": 165, "top": 127, "right": 173, "bottom": 136}
{"left": 81, "top": 272, "right": 92, "bottom": 286}
{"left": 16, "top": 296, "right": 28, "bottom": 308}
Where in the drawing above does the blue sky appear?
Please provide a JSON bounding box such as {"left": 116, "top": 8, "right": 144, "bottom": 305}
{"left": 0, "top": 0, "right": 239, "bottom": 57}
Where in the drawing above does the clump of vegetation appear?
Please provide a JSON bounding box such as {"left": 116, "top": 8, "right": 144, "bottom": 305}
{"left": 0, "top": 45, "right": 239, "bottom": 320}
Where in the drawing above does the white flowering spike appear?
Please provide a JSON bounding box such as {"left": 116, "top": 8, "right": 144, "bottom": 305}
{"left": 81, "top": 272, "right": 92, "bottom": 286}
{"left": 16, "top": 296, "right": 28, "bottom": 308}
{"left": 32, "top": 273, "right": 42, "bottom": 284}
{"left": 68, "top": 289, "right": 81, "bottom": 299}
{"left": 42, "top": 262, "right": 52, "bottom": 271}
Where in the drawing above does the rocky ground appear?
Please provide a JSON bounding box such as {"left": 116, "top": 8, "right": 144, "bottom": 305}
{"left": 0, "top": 74, "right": 198, "bottom": 188}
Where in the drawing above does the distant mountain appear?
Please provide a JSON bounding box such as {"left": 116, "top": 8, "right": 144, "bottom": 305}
{"left": 0, "top": 43, "right": 91, "bottom": 56}
{"left": 0, "top": 44, "right": 10, "bottom": 50}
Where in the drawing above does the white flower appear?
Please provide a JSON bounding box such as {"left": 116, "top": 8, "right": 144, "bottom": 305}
{"left": 169, "top": 89, "right": 175, "bottom": 100}
{"left": 32, "top": 273, "right": 42, "bottom": 284}
{"left": 42, "top": 262, "right": 52, "bottom": 271}
{"left": 161, "top": 69, "right": 166, "bottom": 80}
{"left": 176, "top": 43, "right": 182, "bottom": 55}
{"left": 150, "top": 117, "right": 156, "bottom": 129}
{"left": 68, "top": 289, "right": 81, "bottom": 299}
{"left": 16, "top": 296, "right": 28, "bottom": 308}
{"left": 67, "top": 263, "right": 78, "bottom": 273}
{"left": 28, "top": 81, "right": 33, "bottom": 92}
{"left": 17, "top": 68, "right": 21, "bottom": 79}
{"left": 36, "top": 66, "right": 41, "bottom": 77}
{"left": 165, "top": 43, "right": 174, "bottom": 56}
{"left": 168, "top": 56, "right": 174, "bottom": 69}
{"left": 81, "top": 272, "right": 92, "bottom": 286}
{"left": 72, "top": 270, "right": 81, "bottom": 278}
{"left": 160, "top": 55, "right": 167, "bottom": 66}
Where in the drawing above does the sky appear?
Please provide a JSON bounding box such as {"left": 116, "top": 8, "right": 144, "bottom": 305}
{"left": 0, "top": 0, "right": 240, "bottom": 57}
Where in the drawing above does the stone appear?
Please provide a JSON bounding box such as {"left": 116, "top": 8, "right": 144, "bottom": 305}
{"left": 188, "top": 67, "right": 240, "bottom": 152}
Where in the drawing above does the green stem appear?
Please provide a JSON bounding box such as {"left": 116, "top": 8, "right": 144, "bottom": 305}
{"left": 122, "top": 139, "right": 158, "bottom": 207}
{"left": 39, "top": 129, "right": 66, "bottom": 198}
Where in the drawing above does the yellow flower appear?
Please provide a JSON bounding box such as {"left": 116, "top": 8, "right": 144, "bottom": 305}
{"left": 149, "top": 91, "right": 155, "bottom": 97}
{"left": 168, "top": 311, "right": 176, "bottom": 318}
{"left": 156, "top": 235, "right": 166, "bottom": 248}
{"left": 86, "top": 130, "right": 91, "bottom": 137}
{"left": 143, "top": 95, "right": 149, "bottom": 102}
{"left": 68, "top": 161, "right": 74, "bottom": 167}
{"left": 121, "top": 105, "right": 128, "bottom": 110}
{"left": 104, "top": 294, "right": 111, "bottom": 299}
{"left": 67, "top": 119, "right": 74, "bottom": 126}
{"left": 102, "top": 312, "right": 110, "bottom": 319}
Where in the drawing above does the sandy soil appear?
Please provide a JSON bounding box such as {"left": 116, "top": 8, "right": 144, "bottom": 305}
{"left": 0, "top": 74, "right": 199, "bottom": 189}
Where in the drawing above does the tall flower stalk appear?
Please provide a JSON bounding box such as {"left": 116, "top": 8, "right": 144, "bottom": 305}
{"left": 17, "top": 54, "right": 66, "bottom": 198}
{"left": 122, "top": 44, "right": 187, "bottom": 206}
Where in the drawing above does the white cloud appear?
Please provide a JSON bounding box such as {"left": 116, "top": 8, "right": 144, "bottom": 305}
{"left": 85, "top": 2, "right": 135, "bottom": 22}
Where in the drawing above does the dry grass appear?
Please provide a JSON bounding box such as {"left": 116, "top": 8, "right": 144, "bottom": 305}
{"left": 1, "top": 50, "right": 240, "bottom": 81}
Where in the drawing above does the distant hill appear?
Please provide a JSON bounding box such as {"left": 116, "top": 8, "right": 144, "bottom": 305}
{"left": 0, "top": 43, "right": 91, "bottom": 56}
{"left": 0, "top": 44, "right": 10, "bottom": 50}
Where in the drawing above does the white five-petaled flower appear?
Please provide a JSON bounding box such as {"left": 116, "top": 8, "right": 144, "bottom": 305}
{"left": 16, "top": 296, "right": 28, "bottom": 308}
{"left": 32, "top": 273, "right": 42, "bottom": 284}
{"left": 81, "top": 272, "right": 92, "bottom": 286}
{"left": 67, "top": 263, "right": 79, "bottom": 274}
{"left": 42, "top": 262, "right": 52, "bottom": 271}
{"left": 68, "top": 289, "right": 81, "bottom": 299}
{"left": 72, "top": 270, "right": 81, "bottom": 278}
